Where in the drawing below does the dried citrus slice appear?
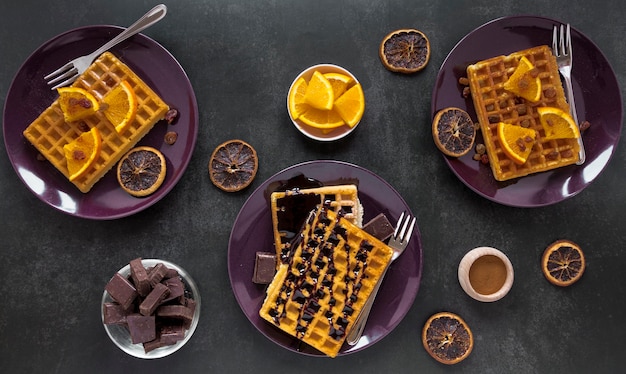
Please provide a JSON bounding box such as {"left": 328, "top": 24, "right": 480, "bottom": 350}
{"left": 422, "top": 312, "right": 473, "bottom": 365}
{"left": 379, "top": 29, "right": 430, "bottom": 73}
{"left": 63, "top": 127, "right": 102, "bottom": 181}
{"left": 209, "top": 139, "right": 258, "bottom": 192}
{"left": 332, "top": 84, "right": 365, "bottom": 128}
{"left": 542, "top": 239, "right": 585, "bottom": 287}
{"left": 298, "top": 107, "right": 345, "bottom": 130}
{"left": 503, "top": 56, "right": 541, "bottom": 102}
{"left": 102, "top": 80, "right": 138, "bottom": 133}
{"left": 497, "top": 122, "right": 538, "bottom": 165}
{"left": 323, "top": 72, "right": 353, "bottom": 98}
{"left": 117, "top": 146, "right": 166, "bottom": 197}
{"left": 57, "top": 87, "right": 100, "bottom": 122}
{"left": 288, "top": 77, "right": 309, "bottom": 120}
{"left": 537, "top": 107, "right": 581, "bottom": 140}
{"left": 432, "top": 107, "right": 476, "bottom": 157}
{"left": 303, "top": 71, "right": 334, "bottom": 110}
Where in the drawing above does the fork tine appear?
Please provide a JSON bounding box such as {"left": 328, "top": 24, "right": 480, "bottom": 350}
{"left": 393, "top": 211, "right": 406, "bottom": 238}
{"left": 403, "top": 216, "right": 417, "bottom": 243}
{"left": 43, "top": 62, "right": 73, "bottom": 80}
{"left": 565, "top": 23, "right": 572, "bottom": 55}
{"left": 46, "top": 67, "right": 78, "bottom": 86}
{"left": 552, "top": 25, "right": 559, "bottom": 55}
{"left": 559, "top": 24, "right": 567, "bottom": 56}
{"left": 49, "top": 75, "right": 79, "bottom": 90}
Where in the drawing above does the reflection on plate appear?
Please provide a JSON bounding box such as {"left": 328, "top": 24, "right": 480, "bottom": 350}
{"left": 227, "top": 160, "right": 423, "bottom": 356}
{"left": 3, "top": 25, "right": 198, "bottom": 219}
{"left": 431, "top": 16, "right": 622, "bottom": 207}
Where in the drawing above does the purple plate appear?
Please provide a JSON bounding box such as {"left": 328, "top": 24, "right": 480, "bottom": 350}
{"left": 432, "top": 16, "right": 622, "bottom": 207}
{"left": 227, "top": 160, "right": 423, "bottom": 356}
{"left": 3, "top": 26, "right": 198, "bottom": 219}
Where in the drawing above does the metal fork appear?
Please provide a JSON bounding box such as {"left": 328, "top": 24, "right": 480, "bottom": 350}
{"left": 44, "top": 4, "right": 167, "bottom": 90}
{"left": 552, "top": 23, "right": 586, "bottom": 165}
{"left": 346, "top": 211, "right": 416, "bottom": 346}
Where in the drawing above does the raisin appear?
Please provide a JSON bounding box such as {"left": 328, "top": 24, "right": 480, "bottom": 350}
{"left": 165, "top": 108, "right": 179, "bottom": 124}
{"left": 458, "top": 77, "right": 469, "bottom": 86}
{"left": 164, "top": 131, "right": 178, "bottom": 145}
{"left": 580, "top": 120, "right": 591, "bottom": 132}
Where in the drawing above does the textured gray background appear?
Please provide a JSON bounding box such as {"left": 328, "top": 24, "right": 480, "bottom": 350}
{"left": 1, "top": 0, "right": 625, "bottom": 373}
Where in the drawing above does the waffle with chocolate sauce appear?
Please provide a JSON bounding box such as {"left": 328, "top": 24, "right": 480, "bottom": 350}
{"left": 23, "top": 52, "right": 169, "bottom": 193}
{"left": 466, "top": 45, "right": 580, "bottom": 181}
{"left": 270, "top": 185, "right": 362, "bottom": 267}
{"left": 259, "top": 204, "right": 393, "bottom": 358}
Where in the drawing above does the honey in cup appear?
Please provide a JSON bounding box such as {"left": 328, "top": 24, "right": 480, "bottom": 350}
{"left": 458, "top": 247, "right": 514, "bottom": 302}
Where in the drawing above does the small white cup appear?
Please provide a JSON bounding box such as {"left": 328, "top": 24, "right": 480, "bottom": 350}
{"left": 458, "top": 246, "right": 514, "bottom": 302}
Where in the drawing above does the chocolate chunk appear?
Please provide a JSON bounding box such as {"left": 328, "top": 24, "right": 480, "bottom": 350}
{"left": 139, "top": 283, "right": 170, "bottom": 316}
{"left": 362, "top": 213, "right": 395, "bottom": 241}
{"left": 147, "top": 263, "right": 168, "bottom": 287}
{"left": 156, "top": 304, "right": 194, "bottom": 325}
{"left": 105, "top": 273, "right": 138, "bottom": 310}
{"left": 130, "top": 258, "right": 151, "bottom": 296}
{"left": 103, "top": 302, "right": 129, "bottom": 325}
{"left": 252, "top": 252, "right": 277, "bottom": 284}
{"left": 127, "top": 314, "right": 156, "bottom": 344}
{"left": 143, "top": 323, "right": 185, "bottom": 353}
{"left": 161, "top": 276, "right": 185, "bottom": 303}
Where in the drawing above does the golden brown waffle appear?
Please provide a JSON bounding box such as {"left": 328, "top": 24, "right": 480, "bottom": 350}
{"left": 270, "top": 185, "right": 362, "bottom": 267}
{"left": 23, "top": 52, "right": 169, "bottom": 193}
{"left": 466, "top": 45, "right": 580, "bottom": 181}
{"left": 259, "top": 204, "right": 393, "bottom": 357}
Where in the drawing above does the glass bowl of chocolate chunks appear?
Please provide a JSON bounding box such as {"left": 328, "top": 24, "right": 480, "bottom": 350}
{"left": 101, "top": 258, "right": 201, "bottom": 359}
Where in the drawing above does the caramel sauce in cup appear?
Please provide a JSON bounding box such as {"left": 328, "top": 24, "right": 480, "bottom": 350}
{"left": 458, "top": 247, "right": 514, "bottom": 302}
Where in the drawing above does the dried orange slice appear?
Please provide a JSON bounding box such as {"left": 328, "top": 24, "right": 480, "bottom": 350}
{"left": 323, "top": 72, "right": 353, "bottom": 98}
{"left": 209, "top": 139, "right": 258, "bottom": 192}
{"left": 542, "top": 239, "right": 585, "bottom": 287}
{"left": 422, "top": 312, "right": 473, "bottom": 365}
{"left": 432, "top": 107, "right": 476, "bottom": 157}
{"left": 102, "top": 80, "right": 137, "bottom": 133}
{"left": 332, "top": 84, "right": 365, "bottom": 128}
{"left": 497, "top": 122, "right": 537, "bottom": 165}
{"left": 503, "top": 56, "right": 541, "bottom": 102}
{"left": 537, "top": 107, "right": 581, "bottom": 140}
{"left": 63, "top": 127, "right": 102, "bottom": 181}
{"left": 379, "top": 29, "right": 430, "bottom": 73}
{"left": 288, "top": 77, "right": 309, "bottom": 120}
{"left": 57, "top": 87, "right": 100, "bottom": 122}
{"left": 298, "top": 107, "right": 345, "bottom": 129}
{"left": 303, "top": 71, "right": 334, "bottom": 110}
{"left": 117, "top": 146, "right": 166, "bottom": 197}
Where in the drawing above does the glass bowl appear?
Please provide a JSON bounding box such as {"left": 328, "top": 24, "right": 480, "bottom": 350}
{"left": 287, "top": 64, "right": 363, "bottom": 141}
{"left": 101, "top": 259, "right": 200, "bottom": 359}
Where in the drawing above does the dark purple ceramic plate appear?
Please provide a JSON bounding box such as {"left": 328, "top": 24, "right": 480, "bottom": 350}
{"left": 3, "top": 26, "right": 198, "bottom": 219}
{"left": 432, "top": 16, "right": 622, "bottom": 207}
{"left": 227, "top": 160, "right": 423, "bottom": 356}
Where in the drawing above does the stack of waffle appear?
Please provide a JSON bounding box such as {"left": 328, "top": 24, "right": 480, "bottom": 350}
{"left": 259, "top": 204, "right": 393, "bottom": 357}
{"left": 23, "top": 52, "right": 169, "bottom": 192}
{"left": 466, "top": 45, "right": 580, "bottom": 181}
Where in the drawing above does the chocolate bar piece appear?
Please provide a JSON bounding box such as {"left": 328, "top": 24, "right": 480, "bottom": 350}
{"left": 127, "top": 314, "right": 156, "bottom": 344}
{"left": 362, "top": 213, "right": 395, "bottom": 241}
{"left": 105, "top": 273, "right": 137, "bottom": 310}
{"left": 103, "top": 302, "right": 129, "bottom": 325}
{"left": 161, "top": 276, "right": 185, "bottom": 303}
{"left": 252, "top": 251, "right": 276, "bottom": 284}
{"left": 130, "top": 258, "right": 151, "bottom": 296}
{"left": 139, "top": 283, "right": 170, "bottom": 316}
{"left": 156, "top": 305, "right": 194, "bottom": 325}
{"left": 143, "top": 324, "right": 185, "bottom": 353}
{"left": 148, "top": 263, "right": 168, "bottom": 287}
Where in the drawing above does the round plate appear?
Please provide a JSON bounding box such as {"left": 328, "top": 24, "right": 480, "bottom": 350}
{"left": 227, "top": 160, "right": 423, "bottom": 356}
{"left": 431, "top": 16, "right": 622, "bottom": 207}
{"left": 3, "top": 25, "right": 199, "bottom": 219}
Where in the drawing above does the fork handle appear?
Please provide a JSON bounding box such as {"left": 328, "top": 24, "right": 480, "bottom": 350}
{"left": 562, "top": 75, "right": 586, "bottom": 164}
{"left": 345, "top": 266, "right": 389, "bottom": 345}
{"left": 90, "top": 4, "right": 167, "bottom": 58}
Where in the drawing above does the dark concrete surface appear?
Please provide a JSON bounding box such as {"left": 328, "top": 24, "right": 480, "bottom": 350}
{"left": 1, "top": 1, "right": 625, "bottom": 373}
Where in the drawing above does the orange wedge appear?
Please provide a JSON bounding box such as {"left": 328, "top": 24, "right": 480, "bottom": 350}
{"left": 57, "top": 87, "right": 100, "bottom": 122}
{"left": 303, "top": 71, "right": 334, "bottom": 110}
{"left": 102, "top": 80, "right": 137, "bottom": 133}
{"left": 323, "top": 72, "right": 353, "bottom": 98}
{"left": 503, "top": 56, "right": 541, "bottom": 102}
{"left": 497, "top": 122, "right": 537, "bottom": 165}
{"left": 333, "top": 84, "right": 365, "bottom": 128}
{"left": 298, "top": 106, "right": 345, "bottom": 129}
{"left": 537, "top": 107, "right": 581, "bottom": 140}
{"left": 288, "top": 77, "right": 309, "bottom": 120}
{"left": 63, "top": 127, "right": 102, "bottom": 181}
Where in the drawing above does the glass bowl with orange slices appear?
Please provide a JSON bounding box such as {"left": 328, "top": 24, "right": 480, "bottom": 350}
{"left": 287, "top": 64, "right": 365, "bottom": 141}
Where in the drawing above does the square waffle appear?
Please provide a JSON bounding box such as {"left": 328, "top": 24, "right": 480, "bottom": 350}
{"left": 23, "top": 52, "right": 169, "bottom": 193}
{"left": 270, "top": 185, "right": 362, "bottom": 267}
{"left": 259, "top": 204, "right": 393, "bottom": 357}
{"left": 466, "top": 45, "right": 580, "bottom": 181}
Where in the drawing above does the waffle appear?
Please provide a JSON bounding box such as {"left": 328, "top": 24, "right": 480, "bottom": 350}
{"left": 270, "top": 185, "right": 362, "bottom": 267}
{"left": 466, "top": 45, "right": 580, "bottom": 181}
{"left": 23, "top": 52, "right": 169, "bottom": 192}
{"left": 259, "top": 204, "right": 393, "bottom": 357}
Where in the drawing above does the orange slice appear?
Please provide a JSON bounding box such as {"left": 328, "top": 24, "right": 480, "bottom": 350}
{"left": 422, "top": 312, "right": 473, "bottom": 365}
{"left": 503, "top": 56, "right": 541, "bottom": 102}
{"left": 303, "top": 71, "right": 334, "bottom": 110}
{"left": 497, "top": 122, "right": 537, "bottom": 165}
{"left": 57, "top": 87, "right": 100, "bottom": 122}
{"left": 298, "top": 107, "right": 345, "bottom": 129}
{"left": 323, "top": 72, "right": 353, "bottom": 98}
{"left": 332, "top": 84, "right": 365, "bottom": 128}
{"left": 288, "top": 77, "right": 309, "bottom": 120}
{"left": 117, "top": 146, "right": 166, "bottom": 197}
{"left": 63, "top": 127, "right": 102, "bottom": 181}
{"left": 537, "top": 107, "right": 581, "bottom": 140}
{"left": 102, "top": 80, "right": 137, "bottom": 133}
{"left": 542, "top": 239, "right": 585, "bottom": 287}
